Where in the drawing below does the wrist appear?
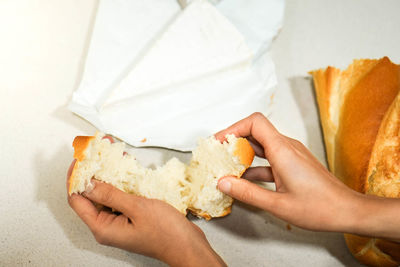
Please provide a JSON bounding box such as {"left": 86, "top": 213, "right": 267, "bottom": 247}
{"left": 339, "top": 191, "right": 370, "bottom": 234}
{"left": 160, "top": 239, "right": 225, "bottom": 267}
{"left": 341, "top": 192, "right": 400, "bottom": 241}
{"left": 321, "top": 187, "right": 363, "bottom": 233}
{"left": 184, "top": 243, "right": 225, "bottom": 267}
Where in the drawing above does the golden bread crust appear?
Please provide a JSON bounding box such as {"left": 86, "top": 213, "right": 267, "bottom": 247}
{"left": 335, "top": 57, "right": 400, "bottom": 192}
{"left": 309, "top": 66, "right": 341, "bottom": 171}
{"left": 309, "top": 59, "right": 380, "bottom": 171}
{"left": 375, "top": 239, "right": 400, "bottom": 262}
{"left": 311, "top": 57, "right": 400, "bottom": 266}
{"left": 234, "top": 137, "right": 255, "bottom": 168}
{"left": 190, "top": 137, "right": 254, "bottom": 219}
{"left": 189, "top": 206, "right": 233, "bottom": 220}
{"left": 366, "top": 92, "right": 400, "bottom": 197}
{"left": 69, "top": 136, "right": 95, "bottom": 195}
{"left": 73, "top": 136, "right": 95, "bottom": 162}
{"left": 344, "top": 234, "right": 399, "bottom": 267}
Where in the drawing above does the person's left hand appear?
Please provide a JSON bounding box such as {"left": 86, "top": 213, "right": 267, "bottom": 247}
{"left": 66, "top": 138, "right": 225, "bottom": 267}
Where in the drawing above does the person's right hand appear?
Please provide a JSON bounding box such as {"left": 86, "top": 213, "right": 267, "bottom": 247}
{"left": 215, "top": 113, "right": 372, "bottom": 234}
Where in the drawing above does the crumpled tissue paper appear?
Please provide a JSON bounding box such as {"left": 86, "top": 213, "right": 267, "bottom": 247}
{"left": 69, "top": 0, "right": 285, "bottom": 151}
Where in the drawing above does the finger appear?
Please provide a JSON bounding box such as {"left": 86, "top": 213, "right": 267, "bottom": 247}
{"left": 242, "top": 166, "right": 274, "bottom": 182}
{"left": 218, "top": 176, "right": 280, "bottom": 212}
{"left": 94, "top": 213, "right": 135, "bottom": 248}
{"left": 103, "top": 135, "right": 114, "bottom": 143}
{"left": 94, "top": 202, "right": 107, "bottom": 212}
{"left": 83, "top": 179, "right": 142, "bottom": 218}
{"left": 67, "top": 159, "right": 77, "bottom": 179}
{"left": 214, "top": 112, "right": 284, "bottom": 157}
{"left": 66, "top": 161, "right": 100, "bottom": 228}
{"left": 66, "top": 160, "right": 77, "bottom": 196}
{"left": 247, "top": 135, "right": 262, "bottom": 148}
{"left": 247, "top": 138, "right": 265, "bottom": 158}
{"left": 68, "top": 193, "right": 99, "bottom": 229}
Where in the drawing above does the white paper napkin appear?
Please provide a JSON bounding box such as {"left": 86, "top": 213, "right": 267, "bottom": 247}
{"left": 69, "top": 0, "right": 285, "bottom": 151}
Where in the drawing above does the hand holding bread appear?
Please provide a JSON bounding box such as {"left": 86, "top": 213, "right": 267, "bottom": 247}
{"left": 67, "top": 137, "right": 226, "bottom": 267}
{"left": 217, "top": 113, "right": 400, "bottom": 243}
{"left": 217, "top": 112, "right": 364, "bottom": 232}
{"left": 68, "top": 109, "right": 400, "bottom": 266}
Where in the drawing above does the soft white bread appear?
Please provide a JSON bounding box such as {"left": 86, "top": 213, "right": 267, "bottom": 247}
{"left": 68, "top": 133, "right": 254, "bottom": 219}
{"left": 310, "top": 57, "right": 400, "bottom": 266}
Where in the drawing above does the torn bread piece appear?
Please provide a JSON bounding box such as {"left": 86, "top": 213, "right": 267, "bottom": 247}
{"left": 69, "top": 132, "right": 254, "bottom": 219}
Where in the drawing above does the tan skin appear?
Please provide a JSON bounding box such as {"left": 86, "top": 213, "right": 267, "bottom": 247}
{"left": 67, "top": 113, "right": 400, "bottom": 266}
{"left": 67, "top": 137, "right": 226, "bottom": 267}
{"left": 215, "top": 113, "right": 400, "bottom": 242}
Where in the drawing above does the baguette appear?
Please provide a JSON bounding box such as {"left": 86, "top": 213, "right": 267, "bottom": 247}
{"left": 68, "top": 132, "right": 254, "bottom": 219}
{"left": 310, "top": 57, "right": 400, "bottom": 266}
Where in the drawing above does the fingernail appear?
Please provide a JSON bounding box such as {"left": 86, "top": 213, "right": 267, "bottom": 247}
{"left": 69, "top": 193, "right": 78, "bottom": 200}
{"left": 218, "top": 178, "right": 232, "bottom": 193}
{"left": 84, "top": 179, "right": 97, "bottom": 194}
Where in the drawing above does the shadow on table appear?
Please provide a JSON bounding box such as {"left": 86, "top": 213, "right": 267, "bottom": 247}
{"left": 209, "top": 201, "right": 360, "bottom": 267}
{"left": 34, "top": 146, "right": 165, "bottom": 266}
{"left": 289, "top": 76, "right": 327, "bottom": 165}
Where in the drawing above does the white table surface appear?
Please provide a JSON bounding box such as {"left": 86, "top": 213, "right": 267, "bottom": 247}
{"left": 1, "top": 0, "right": 399, "bottom": 266}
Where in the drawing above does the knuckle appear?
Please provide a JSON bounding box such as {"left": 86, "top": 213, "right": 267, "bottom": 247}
{"left": 271, "top": 195, "right": 290, "bottom": 217}
{"left": 278, "top": 137, "right": 298, "bottom": 154}
{"left": 99, "top": 186, "right": 115, "bottom": 206}
{"left": 251, "top": 112, "right": 264, "bottom": 120}
{"left": 93, "top": 227, "right": 109, "bottom": 246}
{"left": 268, "top": 141, "right": 290, "bottom": 157}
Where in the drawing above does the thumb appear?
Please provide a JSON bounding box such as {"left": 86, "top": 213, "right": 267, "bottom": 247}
{"left": 83, "top": 179, "right": 142, "bottom": 217}
{"left": 218, "top": 176, "right": 278, "bottom": 212}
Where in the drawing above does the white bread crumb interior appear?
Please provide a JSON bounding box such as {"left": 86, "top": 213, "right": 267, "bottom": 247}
{"left": 69, "top": 133, "right": 251, "bottom": 218}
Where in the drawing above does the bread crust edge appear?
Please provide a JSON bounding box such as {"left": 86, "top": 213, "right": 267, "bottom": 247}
{"left": 190, "top": 137, "right": 255, "bottom": 219}
{"left": 68, "top": 136, "right": 95, "bottom": 195}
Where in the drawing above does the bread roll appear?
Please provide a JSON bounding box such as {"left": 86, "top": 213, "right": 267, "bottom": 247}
{"left": 310, "top": 57, "right": 400, "bottom": 266}
{"left": 69, "top": 132, "right": 254, "bottom": 219}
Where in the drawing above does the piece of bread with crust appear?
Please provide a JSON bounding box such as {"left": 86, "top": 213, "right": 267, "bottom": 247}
{"left": 310, "top": 57, "right": 400, "bottom": 267}
{"left": 68, "top": 132, "right": 254, "bottom": 219}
